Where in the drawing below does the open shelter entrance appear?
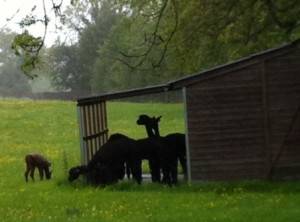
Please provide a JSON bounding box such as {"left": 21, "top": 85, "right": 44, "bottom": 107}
{"left": 76, "top": 85, "right": 190, "bottom": 180}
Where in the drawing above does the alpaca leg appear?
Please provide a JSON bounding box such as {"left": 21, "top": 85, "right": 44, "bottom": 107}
{"left": 160, "top": 158, "right": 168, "bottom": 184}
{"left": 131, "top": 160, "right": 142, "bottom": 184}
{"left": 149, "top": 159, "right": 160, "bottom": 182}
{"left": 120, "top": 166, "right": 126, "bottom": 180}
{"left": 161, "top": 170, "right": 168, "bottom": 184}
{"left": 162, "top": 160, "right": 174, "bottom": 185}
{"left": 38, "top": 168, "right": 44, "bottom": 180}
{"left": 161, "top": 166, "right": 170, "bottom": 185}
{"left": 116, "top": 164, "right": 125, "bottom": 180}
{"left": 30, "top": 167, "right": 35, "bottom": 181}
{"left": 159, "top": 153, "right": 170, "bottom": 184}
{"left": 125, "top": 162, "right": 131, "bottom": 179}
{"left": 25, "top": 166, "right": 30, "bottom": 182}
{"left": 170, "top": 161, "right": 178, "bottom": 185}
{"left": 179, "top": 156, "right": 187, "bottom": 180}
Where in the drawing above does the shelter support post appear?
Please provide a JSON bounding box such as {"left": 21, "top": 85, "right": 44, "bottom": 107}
{"left": 261, "top": 61, "right": 272, "bottom": 179}
{"left": 183, "top": 87, "right": 192, "bottom": 183}
{"left": 77, "top": 106, "right": 87, "bottom": 165}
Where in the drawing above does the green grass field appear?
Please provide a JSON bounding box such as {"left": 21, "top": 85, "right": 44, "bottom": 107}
{"left": 0, "top": 99, "right": 300, "bottom": 222}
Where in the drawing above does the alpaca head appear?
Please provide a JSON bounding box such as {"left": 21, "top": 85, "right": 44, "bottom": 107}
{"left": 68, "top": 165, "right": 87, "bottom": 182}
{"left": 137, "top": 114, "right": 161, "bottom": 137}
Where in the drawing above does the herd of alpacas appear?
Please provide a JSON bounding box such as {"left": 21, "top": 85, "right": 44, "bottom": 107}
{"left": 25, "top": 114, "right": 186, "bottom": 186}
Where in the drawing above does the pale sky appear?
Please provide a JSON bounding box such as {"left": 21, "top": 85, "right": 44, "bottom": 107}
{"left": 0, "top": 0, "right": 74, "bottom": 47}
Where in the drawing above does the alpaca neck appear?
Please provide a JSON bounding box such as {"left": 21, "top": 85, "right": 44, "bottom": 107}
{"left": 145, "top": 125, "right": 156, "bottom": 137}
{"left": 153, "top": 126, "right": 160, "bottom": 137}
{"left": 80, "top": 165, "right": 88, "bottom": 174}
{"left": 144, "top": 125, "right": 160, "bottom": 138}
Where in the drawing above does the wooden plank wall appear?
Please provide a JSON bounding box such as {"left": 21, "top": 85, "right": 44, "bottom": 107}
{"left": 78, "top": 101, "right": 108, "bottom": 165}
{"left": 265, "top": 48, "right": 300, "bottom": 180}
{"left": 186, "top": 64, "right": 266, "bottom": 181}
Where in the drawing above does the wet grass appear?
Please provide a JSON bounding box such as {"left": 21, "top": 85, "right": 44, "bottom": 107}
{"left": 0, "top": 99, "right": 299, "bottom": 221}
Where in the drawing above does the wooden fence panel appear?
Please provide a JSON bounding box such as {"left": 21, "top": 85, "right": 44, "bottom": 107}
{"left": 77, "top": 101, "right": 109, "bottom": 165}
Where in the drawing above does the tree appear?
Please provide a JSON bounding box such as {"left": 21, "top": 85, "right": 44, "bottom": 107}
{"left": 69, "top": 0, "right": 300, "bottom": 92}
{"left": 48, "top": 44, "right": 85, "bottom": 91}
{"left": 0, "top": 30, "right": 31, "bottom": 96}
{"left": 77, "top": 0, "right": 120, "bottom": 92}
{"left": 46, "top": 0, "right": 122, "bottom": 92}
{"left": 6, "top": 0, "right": 72, "bottom": 77}
{"left": 91, "top": 15, "right": 171, "bottom": 92}
{"left": 4, "top": 0, "right": 300, "bottom": 91}
{"left": 109, "top": 0, "right": 300, "bottom": 72}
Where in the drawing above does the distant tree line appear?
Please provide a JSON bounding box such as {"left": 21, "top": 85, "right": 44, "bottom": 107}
{"left": 6, "top": 0, "right": 300, "bottom": 95}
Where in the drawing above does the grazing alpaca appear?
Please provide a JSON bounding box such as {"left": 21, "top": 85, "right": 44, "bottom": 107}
{"left": 68, "top": 136, "right": 142, "bottom": 185}
{"left": 68, "top": 165, "right": 87, "bottom": 182}
{"left": 69, "top": 163, "right": 126, "bottom": 185}
{"left": 106, "top": 134, "right": 133, "bottom": 180}
{"left": 24, "top": 154, "right": 52, "bottom": 182}
{"left": 137, "top": 114, "right": 187, "bottom": 184}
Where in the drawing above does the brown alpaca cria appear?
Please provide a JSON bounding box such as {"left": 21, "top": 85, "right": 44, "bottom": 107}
{"left": 24, "top": 154, "right": 52, "bottom": 182}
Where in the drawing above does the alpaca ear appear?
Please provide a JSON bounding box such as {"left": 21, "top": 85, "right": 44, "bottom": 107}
{"left": 156, "top": 116, "right": 162, "bottom": 122}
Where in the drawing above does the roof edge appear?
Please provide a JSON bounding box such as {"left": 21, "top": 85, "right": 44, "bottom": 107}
{"left": 77, "top": 84, "right": 170, "bottom": 106}
{"left": 170, "top": 39, "right": 300, "bottom": 89}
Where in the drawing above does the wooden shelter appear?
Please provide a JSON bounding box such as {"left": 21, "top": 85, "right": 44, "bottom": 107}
{"left": 77, "top": 40, "right": 300, "bottom": 182}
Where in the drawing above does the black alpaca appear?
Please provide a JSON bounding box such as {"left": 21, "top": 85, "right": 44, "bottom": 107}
{"left": 108, "top": 133, "right": 162, "bottom": 183}
{"left": 24, "top": 154, "right": 52, "bottom": 182}
{"left": 69, "top": 164, "right": 126, "bottom": 185}
{"left": 137, "top": 114, "right": 187, "bottom": 184}
{"left": 68, "top": 137, "right": 142, "bottom": 185}
{"left": 136, "top": 114, "right": 178, "bottom": 184}
{"left": 138, "top": 114, "right": 187, "bottom": 178}
{"left": 105, "top": 133, "right": 132, "bottom": 180}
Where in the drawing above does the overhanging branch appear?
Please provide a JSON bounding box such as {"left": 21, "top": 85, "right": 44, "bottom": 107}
{"left": 117, "top": 0, "right": 178, "bottom": 70}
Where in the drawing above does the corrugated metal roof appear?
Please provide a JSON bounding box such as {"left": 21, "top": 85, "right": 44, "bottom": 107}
{"left": 77, "top": 39, "right": 300, "bottom": 106}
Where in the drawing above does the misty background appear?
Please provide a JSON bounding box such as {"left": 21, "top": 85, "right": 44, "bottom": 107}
{"left": 0, "top": 0, "right": 300, "bottom": 100}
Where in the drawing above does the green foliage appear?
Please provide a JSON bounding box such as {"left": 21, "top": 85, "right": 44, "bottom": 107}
{"left": 18, "top": 15, "right": 39, "bottom": 28}
{"left": 78, "top": 0, "right": 121, "bottom": 90}
{"left": 48, "top": 44, "right": 85, "bottom": 91}
{"left": 1, "top": 99, "right": 300, "bottom": 221}
{"left": 11, "top": 31, "right": 42, "bottom": 58}
{"left": 31, "top": 0, "right": 300, "bottom": 92}
{"left": 78, "top": 0, "right": 300, "bottom": 93}
{"left": 48, "top": 0, "right": 121, "bottom": 92}
{"left": 0, "top": 31, "right": 32, "bottom": 96}
{"left": 11, "top": 31, "right": 42, "bottom": 78}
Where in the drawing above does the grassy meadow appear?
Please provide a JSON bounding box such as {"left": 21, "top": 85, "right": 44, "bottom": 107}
{"left": 0, "top": 99, "right": 300, "bottom": 221}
